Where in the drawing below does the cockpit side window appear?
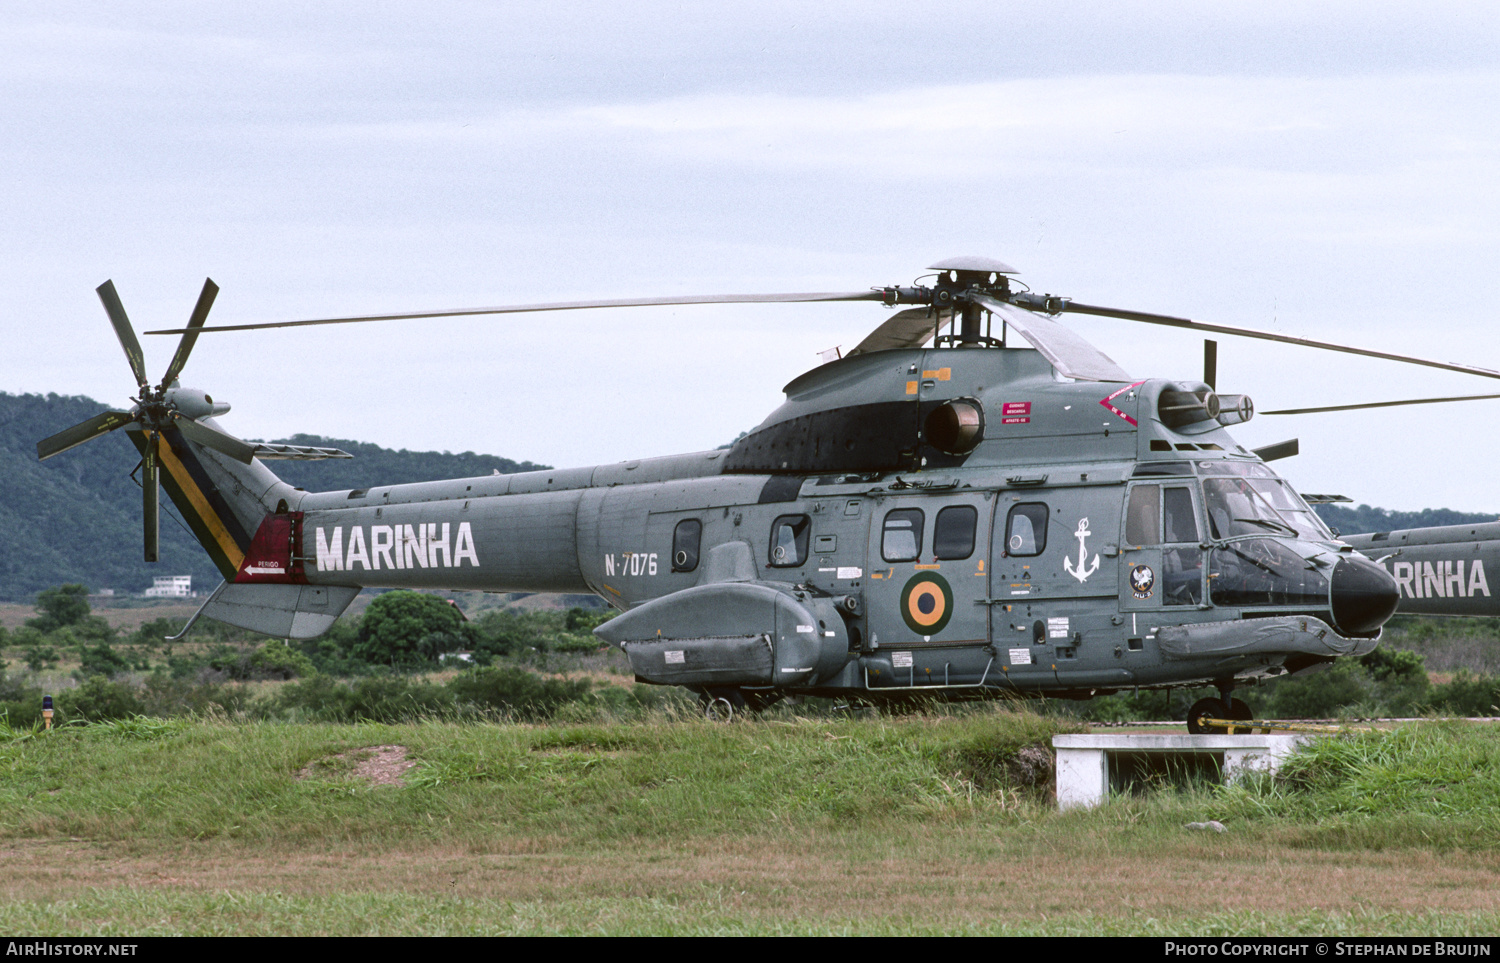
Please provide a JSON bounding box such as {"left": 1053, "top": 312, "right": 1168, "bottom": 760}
{"left": 1163, "top": 486, "right": 1199, "bottom": 543}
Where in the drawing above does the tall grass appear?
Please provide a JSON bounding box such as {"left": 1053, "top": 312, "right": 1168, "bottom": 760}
{"left": 0, "top": 708, "right": 1076, "bottom": 845}
{"left": 1, "top": 711, "right": 1498, "bottom": 934}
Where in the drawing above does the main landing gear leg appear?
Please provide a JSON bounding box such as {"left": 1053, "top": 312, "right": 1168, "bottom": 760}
{"left": 1186, "top": 683, "right": 1252, "bottom": 735}
{"left": 698, "top": 688, "right": 746, "bottom": 722}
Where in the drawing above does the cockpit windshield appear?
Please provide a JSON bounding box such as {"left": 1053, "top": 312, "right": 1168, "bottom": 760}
{"left": 1197, "top": 461, "right": 1331, "bottom": 542}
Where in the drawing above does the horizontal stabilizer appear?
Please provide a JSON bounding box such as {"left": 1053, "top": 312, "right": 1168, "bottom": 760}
{"left": 192, "top": 581, "right": 361, "bottom": 639}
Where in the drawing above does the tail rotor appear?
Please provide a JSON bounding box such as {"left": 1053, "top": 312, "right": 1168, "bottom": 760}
{"left": 36, "top": 278, "right": 251, "bottom": 562}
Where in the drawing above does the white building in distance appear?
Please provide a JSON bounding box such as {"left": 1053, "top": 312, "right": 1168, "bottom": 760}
{"left": 144, "top": 576, "right": 194, "bottom": 598}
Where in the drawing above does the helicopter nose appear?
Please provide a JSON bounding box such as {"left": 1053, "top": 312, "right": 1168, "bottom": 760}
{"left": 1329, "top": 554, "right": 1400, "bottom": 636}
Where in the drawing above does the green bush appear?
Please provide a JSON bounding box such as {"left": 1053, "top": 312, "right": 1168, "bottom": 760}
{"left": 293, "top": 619, "right": 368, "bottom": 676}
{"left": 22, "top": 644, "right": 60, "bottom": 672}
{"left": 0, "top": 668, "right": 45, "bottom": 727}
{"left": 1428, "top": 672, "right": 1500, "bottom": 717}
{"left": 564, "top": 606, "right": 615, "bottom": 633}
{"left": 260, "top": 674, "right": 455, "bottom": 723}
{"left": 355, "top": 591, "right": 473, "bottom": 667}
{"left": 245, "top": 641, "right": 316, "bottom": 680}
{"left": 27, "top": 584, "right": 115, "bottom": 644}
{"left": 446, "top": 665, "right": 591, "bottom": 719}
{"left": 75, "top": 640, "right": 133, "bottom": 679}
{"left": 1358, "top": 647, "right": 1430, "bottom": 715}
{"left": 138, "top": 670, "right": 247, "bottom": 718}
{"left": 27, "top": 584, "right": 93, "bottom": 633}
{"left": 1253, "top": 661, "right": 1373, "bottom": 718}
{"left": 196, "top": 641, "right": 317, "bottom": 681}
{"left": 57, "top": 675, "right": 145, "bottom": 722}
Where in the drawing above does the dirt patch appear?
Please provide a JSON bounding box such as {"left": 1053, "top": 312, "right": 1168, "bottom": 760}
{"left": 950, "top": 742, "right": 1055, "bottom": 792}
{"left": 1005, "top": 743, "right": 1054, "bottom": 786}
{"left": 297, "top": 745, "right": 415, "bottom": 787}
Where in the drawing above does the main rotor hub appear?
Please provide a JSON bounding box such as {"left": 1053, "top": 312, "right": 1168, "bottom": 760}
{"left": 928, "top": 257, "right": 1018, "bottom": 344}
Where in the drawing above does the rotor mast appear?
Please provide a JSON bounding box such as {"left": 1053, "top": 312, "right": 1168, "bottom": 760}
{"left": 878, "top": 256, "right": 1019, "bottom": 348}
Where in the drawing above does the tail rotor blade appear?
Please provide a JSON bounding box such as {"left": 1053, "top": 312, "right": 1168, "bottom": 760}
{"left": 159, "top": 278, "right": 219, "bottom": 389}
{"left": 143, "top": 433, "right": 159, "bottom": 563}
{"left": 97, "top": 280, "right": 149, "bottom": 390}
{"left": 37, "top": 409, "right": 135, "bottom": 461}
{"left": 171, "top": 414, "right": 256, "bottom": 464}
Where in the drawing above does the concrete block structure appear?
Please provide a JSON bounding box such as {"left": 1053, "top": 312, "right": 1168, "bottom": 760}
{"left": 1052, "top": 733, "right": 1312, "bottom": 809}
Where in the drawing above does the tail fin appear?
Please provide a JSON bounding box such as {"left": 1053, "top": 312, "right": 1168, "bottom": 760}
{"left": 125, "top": 419, "right": 306, "bottom": 580}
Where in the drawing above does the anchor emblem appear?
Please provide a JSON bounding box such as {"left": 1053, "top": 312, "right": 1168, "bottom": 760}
{"left": 1063, "top": 517, "right": 1100, "bottom": 583}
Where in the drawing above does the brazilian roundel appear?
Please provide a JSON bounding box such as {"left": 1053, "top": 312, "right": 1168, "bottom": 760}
{"left": 900, "top": 572, "right": 954, "bottom": 635}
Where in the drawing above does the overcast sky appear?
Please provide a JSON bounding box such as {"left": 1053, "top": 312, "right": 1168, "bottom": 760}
{"left": 5, "top": 2, "right": 1499, "bottom": 512}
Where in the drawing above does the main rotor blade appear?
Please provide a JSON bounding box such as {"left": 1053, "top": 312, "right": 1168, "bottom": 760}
{"left": 1060, "top": 301, "right": 1500, "bottom": 382}
{"left": 143, "top": 433, "right": 159, "bottom": 563}
{"left": 1263, "top": 392, "right": 1500, "bottom": 415}
{"left": 1253, "top": 438, "right": 1299, "bottom": 462}
{"left": 976, "top": 296, "right": 1134, "bottom": 382}
{"left": 36, "top": 409, "right": 135, "bottom": 461}
{"left": 142, "top": 291, "right": 886, "bottom": 335}
{"left": 846, "top": 308, "right": 948, "bottom": 356}
{"left": 158, "top": 278, "right": 219, "bottom": 389}
{"left": 97, "top": 280, "right": 149, "bottom": 389}
{"left": 170, "top": 414, "right": 257, "bottom": 464}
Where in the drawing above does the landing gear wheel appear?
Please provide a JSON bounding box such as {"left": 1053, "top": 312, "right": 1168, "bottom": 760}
{"left": 699, "top": 688, "right": 746, "bottom": 722}
{"left": 1187, "top": 697, "right": 1253, "bottom": 734}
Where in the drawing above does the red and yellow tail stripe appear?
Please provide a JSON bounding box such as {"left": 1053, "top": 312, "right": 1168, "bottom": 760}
{"left": 130, "top": 428, "right": 251, "bottom": 579}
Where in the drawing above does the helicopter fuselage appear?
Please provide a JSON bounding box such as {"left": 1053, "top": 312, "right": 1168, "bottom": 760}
{"left": 216, "top": 344, "right": 1399, "bottom": 703}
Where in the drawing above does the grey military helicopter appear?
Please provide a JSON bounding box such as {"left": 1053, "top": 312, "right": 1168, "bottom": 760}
{"left": 43, "top": 257, "right": 1500, "bottom": 730}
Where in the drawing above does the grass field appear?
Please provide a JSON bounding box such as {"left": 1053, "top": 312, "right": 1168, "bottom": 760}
{"left": 0, "top": 709, "right": 1496, "bottom": 935}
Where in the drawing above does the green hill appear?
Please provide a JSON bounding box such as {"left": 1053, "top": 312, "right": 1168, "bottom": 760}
{"left": 257, "top": 434, "right": 545, "bottom": 493}
{"left": 1313, "top": 504, "right": 1497, "bottom": 536}
{"left": 0, "top": 392, "right": 547, "bottom": 602}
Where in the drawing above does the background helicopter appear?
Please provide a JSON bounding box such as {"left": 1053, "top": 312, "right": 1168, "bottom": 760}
{"left": 1246, "top": 394, "right": 1500, "bottom": 621}
{"left": 40, "top": 257, "right": 1500, "bottom": 727}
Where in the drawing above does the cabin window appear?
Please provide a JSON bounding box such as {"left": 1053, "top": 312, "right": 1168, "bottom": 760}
{"left": 1005, "top": 503, "right": 1048, "bottom": 557}
{"left": 881, "top": 509, "right": 924, "bottom": 562}
{"left": 672, "top": 518, "right": 702, "bottom": 572}
{"left": 769, "top": 514, "right": 810, "bottom": 567}
{"left": 1126, "top": 485, "right": 1161, "bottom": 546}
{"left": 934, "top": 505, "right": 977, "bottom": 560}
